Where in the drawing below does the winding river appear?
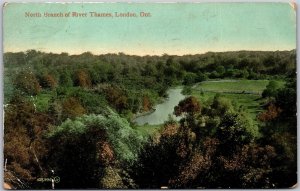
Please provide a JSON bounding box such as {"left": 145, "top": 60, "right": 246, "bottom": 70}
{"left": 133, "top": 88, "right": 185, "bottom": 125}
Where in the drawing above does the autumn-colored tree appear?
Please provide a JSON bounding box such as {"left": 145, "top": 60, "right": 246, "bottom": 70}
{"left": 101, "top": 85, "right": 129, "bottom": 113}
{"left": 75, "top": 69, "right": 92, "bottom": 88}
{"left": 160, "top": 123, "right": 179, "bottom": 137}
{"left": 258, "top": 103, "right": 282, "bottom": 122}
{"left": 100, "top": 167, "right": 125, "bottom": 188}
{"left": 4, "top": 95, "right": 53, "bottom": 188}
{"left": 102, "top": 85, "right": 120, "bottom": 103}
{"left": 41, "top": 74, "right": 57, "bottom": 90}
{"left": 174, "top": 96, "right": 201, "bottom": 116}
{"left": 215, "top": 144, "right": 277, "bottom": 188}
{"left": 62, "top": 97, "right": 86, "bottom": 119}
{"left": 13, "top": 71, "right": 41, "bottom": 95}
{"left": 115, "top": 95, "right": 129, "bottom": 113}
{"left": 169, "top": 138, "right": 219, "bottom": 188}
{"left": 142, "top": 96, "right": 152, "bottom": 112}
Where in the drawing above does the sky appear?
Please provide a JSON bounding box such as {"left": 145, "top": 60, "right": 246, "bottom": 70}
{"left": 3, "top": 3, "right": 296, "bottom": 56}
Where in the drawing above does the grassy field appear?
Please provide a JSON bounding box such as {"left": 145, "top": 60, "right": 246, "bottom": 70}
{"left": 193, "top": 80, "right": 285, "bottom": 94}
{"left": 192, "top": 80, "right": 285, "bottom": 122}
{"left": 133, "top": 124, "right": 162, "bottom": 137}
{"left": 192, "top": 91, "right": 262, "bottom": 121}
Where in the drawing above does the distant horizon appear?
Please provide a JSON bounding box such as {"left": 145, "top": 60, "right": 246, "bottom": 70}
{"left": 4, "top": 48, "right": 296, "bottom": 57}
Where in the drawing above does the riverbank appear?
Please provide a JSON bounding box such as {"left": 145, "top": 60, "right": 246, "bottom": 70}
{"left": 132, "top": 88, "right": 185, "bottom": 125}
{"left": 131, "top": 108, "right": 156, "bottom": 121}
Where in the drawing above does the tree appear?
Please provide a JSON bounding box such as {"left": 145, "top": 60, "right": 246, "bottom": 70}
{"left": 47, "top": 111, "right": 145, "bottom": 189}
{"left": 174, "top": 96, "right": 201, "bottom": 116}
{"left": 62, "top": 97, "right": 86, "bottom": 119}
{"left": 196, "top": 72, "right": 208, "bottom": 82}
{"left": 183, "top": 73, "right": 197, "bottom": 85}
{"left": 40, "top": 74, "right": 57, "bottom": 90}
{"left": 213, "top": 143, "right": 276, "bottom": 188}
{"left": 216, "top": 65, "right": 225, "bottom": 77}
{"left": 131, "top": 122, "right": 185, "bottom": 189}
{"left": 258, "top": 103, "right": 282, "bottom": 122}
{"left": 13, "top": 71, "right": 41, "bottom": 95}
{"left": 262, "top": 80, "right": 280, "bottom": 98}
{"left": 142, "top": 95, "right": 152, "bottom": 112}
{"left": 134, "top": 94, "right": 261, "bottom": 188}
{"left": 74, "top": 69, "right": 92, "bottom": 88}
{"left": 4, "top": 95, "right": 52, "bottom": 188}
{"left": 59, "top": 70, "right": 73, "bottom": 87}
{"left": 258, "top": 78, "right": 297, "bottom": 187}
{"left": 100, "top": 85, "right": 129, "bottom": 113}
{"left": 274, "top": 78, "right": 296, "bottom": 121}
{"left": 215, "top": 112, "right": 256, "bottom": 156}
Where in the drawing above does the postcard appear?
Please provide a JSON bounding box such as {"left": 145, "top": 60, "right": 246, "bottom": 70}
{"left": 3, "top": 2, "right": 297, "bottom": 189}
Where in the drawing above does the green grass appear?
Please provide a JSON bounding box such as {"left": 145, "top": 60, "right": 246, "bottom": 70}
{"left": 192, "top": 91, "right": 262, "bottom": 122}
{"left": 191, "top": 79, "right": 285, "bottom": 122}
{"left": 133, "top": 124, "right": 162, "bottom": 137}
{"left": 194, "top": 80, "right": 285, "bottom": 94}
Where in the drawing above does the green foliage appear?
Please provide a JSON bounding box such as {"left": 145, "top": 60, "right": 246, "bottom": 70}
{"left": 181, "top": 86, "right": 192, "bottom": 95}
{"left": 3, "top": 50, "right": 296, "bottom": 189}
{"left": 132, "top": 94, "right": 262, "bottom": 188}
{"left": 216, "top": 112, "right": 256, "bottom": 152}
{"left": 34, "top": 92, "right": 52, "bottom": 112}
{"left": 49, "top": 109, "right": 145, "bottom": 163}
{"left": 70, "top": 89, "right": 108, "bottom": 114}
{"left": 190, "top": 94, "right": 258, "bottom": 140}
{"left": 183, "top": 72, "right": 197, "bottom": 85}
{"left": 262, "top": 80, "right": 280, "bottom": 98}
{"left": 275, "top": 78, "right": 296, "bottom": 121}
{"left": 59, "top": 70, "right": 73, "bottom": 87}
{"left": 47, "top": 110, "right": 146, "bottom": 188}
{"left": 133, "top": 124, "right": 162, "bottom": 137}
{"left": 196, "top": 72, "right": 208, "bottom": 82}
{"left": 191, "top": 80, "right": 285, "bottom": 122}
{"left": 258, "top": 78, "right": 297, "bottom": 187}
{"left": 194, "top": 80, "right": 274, "bottom": 94}
{"left": 216, "top": 65, "right": 225, "bottom": 77}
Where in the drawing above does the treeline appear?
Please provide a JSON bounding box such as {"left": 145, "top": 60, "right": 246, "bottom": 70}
{"left": 4, "top": 49, "right": 296, "bottom": 113}
{"left": 3, "top": 49, "right": 297, "bottom": 189}
{"left": 4, "top": 50, "right": 296, "bottom": 93}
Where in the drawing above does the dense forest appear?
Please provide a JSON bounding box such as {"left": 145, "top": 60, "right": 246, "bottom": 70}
{"left": 3, "top": 49, "right": 297, "bottom": 189}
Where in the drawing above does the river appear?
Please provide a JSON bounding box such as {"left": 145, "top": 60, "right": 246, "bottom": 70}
{"left": 133, "top": 88, "right": 185, "bottom": 125}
